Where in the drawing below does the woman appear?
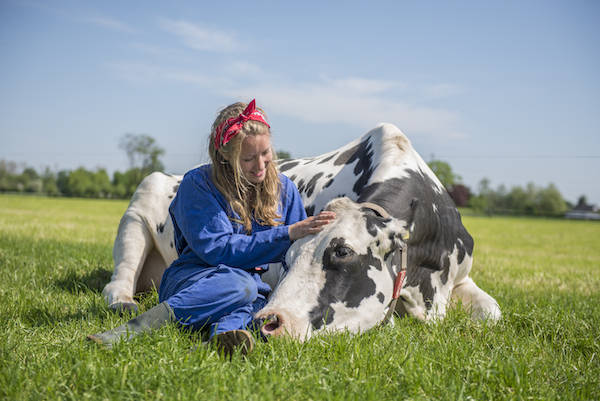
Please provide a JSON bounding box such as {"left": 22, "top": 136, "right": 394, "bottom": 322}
{"left": 89, "top": 99, "right": 335, "bottom": 355}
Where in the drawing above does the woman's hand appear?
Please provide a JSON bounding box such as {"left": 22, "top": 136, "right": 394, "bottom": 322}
{"left": 288, "top": 211, "right": 336, "bottom": 241}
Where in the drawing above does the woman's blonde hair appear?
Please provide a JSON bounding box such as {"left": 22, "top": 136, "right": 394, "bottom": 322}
{"left": 208, "top": 101, "right": 281, "bottom": 233}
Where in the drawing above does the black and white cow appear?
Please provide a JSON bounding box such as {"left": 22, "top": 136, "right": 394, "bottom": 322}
{"left": 102, "top": 123, "right": 500, "bottom": 338}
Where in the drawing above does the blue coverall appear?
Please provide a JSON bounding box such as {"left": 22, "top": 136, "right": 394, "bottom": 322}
{"left": 158, "top": 165, "right": 307, "bottom": 337}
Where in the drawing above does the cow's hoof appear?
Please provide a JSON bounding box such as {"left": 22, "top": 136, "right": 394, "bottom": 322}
{"left": 109, "top": 302, "right": 138, "bottom": 314}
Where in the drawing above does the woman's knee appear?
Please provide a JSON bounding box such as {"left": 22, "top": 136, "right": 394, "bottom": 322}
{"left": 220, "top": 266, "right": 258, "bottom": 306}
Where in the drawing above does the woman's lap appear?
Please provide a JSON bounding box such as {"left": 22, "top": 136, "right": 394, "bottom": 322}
{"left": 159, "top": 263, "right": 271, "bottom": 336}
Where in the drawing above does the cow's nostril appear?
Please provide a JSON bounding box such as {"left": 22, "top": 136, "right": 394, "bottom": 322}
{"left": 261, "top": 313, "right": 283, "bottom": 336}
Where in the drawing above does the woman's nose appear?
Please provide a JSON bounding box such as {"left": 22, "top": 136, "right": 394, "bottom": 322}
{"left": 257, "top": 156, "right": 266, "bottom": 170}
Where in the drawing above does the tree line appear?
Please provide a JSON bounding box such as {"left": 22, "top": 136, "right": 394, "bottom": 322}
{"left": 0, "top": 134, "right": 165, "bottom": 199}
{"left": 429, "top": 160, "right": 574, "bottom": 217}
{"left": 0, "top": 135, "right": 584, "bottom": 216}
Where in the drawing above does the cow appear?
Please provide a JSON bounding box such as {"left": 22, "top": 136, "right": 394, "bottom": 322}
{"left": 102, "top": 123, "right": 500, "bottom": 339}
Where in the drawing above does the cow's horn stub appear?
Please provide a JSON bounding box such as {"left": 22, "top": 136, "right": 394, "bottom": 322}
{"left": 359, "top": 202, "right": 390, "bottom": 219}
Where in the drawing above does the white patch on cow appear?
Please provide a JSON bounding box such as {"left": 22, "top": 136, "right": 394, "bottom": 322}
{"left": 260, "top": 235, "right": 326, "bottom": 340}
{"left": 397, "top": 286, "right": 427, "bottom": 321}
{"left": 364, "top": 123, "right": 412, "bottom": 185}
{"left": 103, "top": 172, "right": 179, "bottom": 307}
{"left": 451, "top": 277, "right": 501, "bottom": 321}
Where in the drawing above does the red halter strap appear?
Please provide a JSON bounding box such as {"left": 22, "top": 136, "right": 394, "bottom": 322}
{"left": 381, "top": 242, "right": 408, "bottom": 326}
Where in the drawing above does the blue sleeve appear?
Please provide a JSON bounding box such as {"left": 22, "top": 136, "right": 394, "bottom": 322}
{"left": 281, "top": 175, "right": 307, "bottom": 226}
{"left": 171, "top": 170, "right": 295, "bottom": 270}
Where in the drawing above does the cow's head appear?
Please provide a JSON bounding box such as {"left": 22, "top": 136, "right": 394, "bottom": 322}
{"left": 255, "top": 197, "right": 410, "bottom": 341}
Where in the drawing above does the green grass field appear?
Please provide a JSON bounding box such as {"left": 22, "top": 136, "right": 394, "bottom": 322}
{"left": 1, "top": 194, "right": 598, "bottom": 400}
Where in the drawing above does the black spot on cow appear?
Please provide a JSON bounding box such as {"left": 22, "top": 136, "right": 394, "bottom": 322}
{"left": 157, "top": 223, "right": 165, "bottom": 234}
{"left": 405, "top": 266, "right": 437, "bottom": 310}
{"left": 377, "top": 292, "right": 385, "bottom": 304}
{"left": 288, "top": 174, "right": 297, "bottom": 183}
{"left": 170, "top": 241, "right": 174, "bottom": 249}
{"left": 296, "top": 178, "right": 306, "bottom": 194}
{"left": 358, "top": 170, "right": 474, "bottom": 312}
{"left": 309, "top": 237, "right": 381, "bottom": 330}
{"left": 323, "top": 179, "right": 334, "bottom": 189}
{"left": 305, "top": 172, "right": 324, "bottom": 198}
{"left": 305, "top": 205, "right": 315, "bottom": 217}
{"left": 361, "top": 207, "right": 391, "bottom": 237}
{"left": 326, "top": 173, "right": 334, "bottom": 178}
{"left": 168, "top": 195, "right": 174, "bottom": 199}
{"left": 173, "top": 185, "right": 180, "bottom": 193}
{"left": 456, "top": 239, "right": 466, "bottom": 264}
{"left": 279, "top": 161, "right": 300, "bottom": 172}
{"left": 318, "top": 153, "right": 338, "bottom": 164}
{"left": 334, "top": 138, "right": 375, "bottom": 195}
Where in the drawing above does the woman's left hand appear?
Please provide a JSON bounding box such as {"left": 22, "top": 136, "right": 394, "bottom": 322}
{"left": 288, "top": 211, "right": 336, "bottom": 241}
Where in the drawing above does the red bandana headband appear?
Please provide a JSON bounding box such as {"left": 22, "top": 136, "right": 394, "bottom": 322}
{"left": 214, "top": 99, "right": 270, "bottom": 150}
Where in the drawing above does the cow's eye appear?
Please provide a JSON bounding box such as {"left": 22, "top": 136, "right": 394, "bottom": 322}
{"left": 334, "top": 246, "right": 354, "bottom": 258}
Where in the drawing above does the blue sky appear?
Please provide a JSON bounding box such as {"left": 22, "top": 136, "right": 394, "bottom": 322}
{"left": 1, "top": 1, "right": 599, "bottom": 205}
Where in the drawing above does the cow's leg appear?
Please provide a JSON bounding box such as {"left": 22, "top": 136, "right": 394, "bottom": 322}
{"left": 135, "top": 247, "right": 167, "bottom": 294}
{"left": 451, "top": 277, "right": 501, "bottom": 321}
{"left": 102, "top": 210, "right": 153, "bottom": 312}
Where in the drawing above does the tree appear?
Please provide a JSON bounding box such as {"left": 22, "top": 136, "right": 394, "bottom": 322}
{"left": 536, "top": 184, "right": 567, "bottom": 216}
{"left": 56, "top": 170, "right": 71, "bottom": 196}
{"left": 112, "top": 169, "right": 142, "bottom": 199}
{"left": 119, "top": 133, "right": 165, "bottom": 191}
{"left": 427, "top": 159, "right": 461, "bottom": 190}
{"left": 120, "top": 133, "right": 165, "bottom": 174}
{"left": 41, "top": 167, "right": 60, "bottom": 196}
{"left": 575, "top": 195, "right": 589, "bottom": 209}
{"left": 0, "top": 160, "right": 18, "bottom": 192}
{"left": 92, "top": 168, "right": 112, "bottom": 198}
{"left": 21, "top": 167, "right": 41, "bottom": 193}
{"left": 448, "top": 184, "right": 471, "bottom": 207}
{"left": 68, "top": 168, "right": 95, "bottom": 197}
{"left": 277, "top": 150, "right": 292, "bottom": 160}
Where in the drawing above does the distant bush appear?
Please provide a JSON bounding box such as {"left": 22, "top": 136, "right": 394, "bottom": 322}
{"left": 469, "top": 179, "right": 568, "bottom": 217}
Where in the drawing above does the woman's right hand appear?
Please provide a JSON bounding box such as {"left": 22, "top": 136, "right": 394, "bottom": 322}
{"left": 288, "top": 211, "right": 336, "bottom": 241}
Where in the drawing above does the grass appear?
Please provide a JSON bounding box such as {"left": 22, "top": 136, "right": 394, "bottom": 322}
{"left": 1, "top": 194, "right": 599, "bottom": 400}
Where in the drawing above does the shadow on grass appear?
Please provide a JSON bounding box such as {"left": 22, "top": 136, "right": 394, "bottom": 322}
{"left": 54, "top": 267, "right": 112, "bottom": 294}
{"left": 22, "top": 302, "right": 109, "bottom": 327}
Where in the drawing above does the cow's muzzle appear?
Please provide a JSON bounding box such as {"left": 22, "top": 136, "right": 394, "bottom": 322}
{"left": 254, "top": 309, "right": 301, "bottom": 339}
{"left": 259, "top": 313, "right": 285, "bottom": 337}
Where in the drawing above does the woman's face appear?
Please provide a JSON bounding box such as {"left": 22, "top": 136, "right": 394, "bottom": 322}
{"left": 239, "top": 134, "right": 273, "bottom": 184}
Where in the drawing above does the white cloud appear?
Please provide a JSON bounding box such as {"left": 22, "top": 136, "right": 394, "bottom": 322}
{"left": 107, "top": 60, "right": 465, "bottom": 140}
{"left": 422, "top": 83, "right": 463, "bottom": 100}
{"left": 325, "top": 77, "right": 403, "bottom": 95}
{"left": 159, "top": 19, "right": 238, "bottom": 52}
{"left": 225, "top": 61, "right": 263, "bottom": 77}
{"left": 84, "top": 16, "right": 137, "bottom": 33}
{"left": 227, "top": 79, "right": 465, "bottom": 139}
{"left": 106, "top": 62, "right": 163, "bottom": 83}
